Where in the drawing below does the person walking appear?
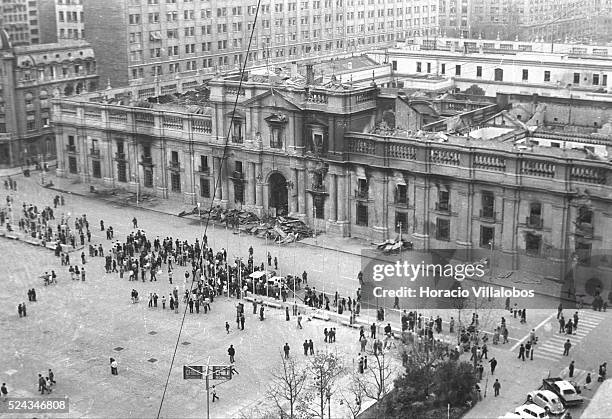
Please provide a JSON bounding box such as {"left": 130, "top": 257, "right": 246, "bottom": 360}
{"left": 110, "top": 358, "right": 118, "bottom": 375}
{"left": 297, "top": 312, "right": 303, "bottom": 329}
{"left": 493, "top": 379, "right": 501, "bottom": 397}
{"left": 1, "top": 383, "right": 7, "bottom": 401}
{"left": 569, "top": 360, "right": 575, "bottom": 377}
{"left": 18, "top": 303, "right": 22, "bottom": 318}
{"left": 225, "top": 322, "right": 230, "bottom": 334}
{"left": 228, "top": 345, "right": 235, "bottom": 363}
{"left": 48, "top": 369, "right": 56, "bottom": 386}
{"left": 212, "top": 385, "right": 219, "bottom": 402}
{"left": 308, "top": 339, "right": 314, "bottom": 355}
{"left": 525, "top": 342, "right": 532, "bottom": 361}
{"left": 584, "top": 372, "right": 592, "bottom": 390}
{"left": 563, "top": 339, "right": 572, "bottom": 356}
{"left": 557, "top": 303, "right": 563, "bottom": 319}
{"left": 489, "top": 357, "right": 498, "bottom": 374}
{"left": 283, "top": 343, "right": 290, "bottom": 358}
{"left": 370, "top": 323, "right": 376, "bottom": 339}
{"left": 285, "top": 306, "right": 290, "bottom": 321}
{"left": 132, "top": 217, "right": 138, "bottom": 229}
{"left": 573, "top": 312, "right": 579, "bottom": 330}
{"left": 303, "top": 340, "right": 309, "bottom": 356}
{"left": 21, "top": 302, "right": 26, "bottom": 317}
{"left": 559, "top": 315, "right": 566, "bottom": 333}
{"left": 518, "top": 344, "right": 526, "bottom": 361}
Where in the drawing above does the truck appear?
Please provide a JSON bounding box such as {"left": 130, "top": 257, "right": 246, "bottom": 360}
{"left": 541, "top": 378, "right": 584, "bottom": 407}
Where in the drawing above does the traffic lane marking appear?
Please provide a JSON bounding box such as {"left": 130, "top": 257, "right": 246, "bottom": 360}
{"left": 510, "top": 312, "right": 555, "bottom": 351}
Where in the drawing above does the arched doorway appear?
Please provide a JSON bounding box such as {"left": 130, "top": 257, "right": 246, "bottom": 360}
{"left": 268, "top": 172, "right": 288, "bottom": 216}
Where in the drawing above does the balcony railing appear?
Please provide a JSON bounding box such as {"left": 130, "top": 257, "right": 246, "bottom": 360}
{"left": 90, "top": 148, "right": 100, "bottom": 157}
{"left": 355, "top": 189, "right": 369, "bottom": 200}
{"left": 66, "top": 145, "right": 77, "bottom": 153}
{"left": 435, "top": 202, "right": 451, "bottom": 212}
{"left": 526, "top": 215, "right": 543, "bottom": 229}
{"left": 479, "top": 209, "right": 496, "bottom": 220}
{"left": 232, "top": 135, "right": 243, "bottom": 144}
{"left": 168, "top": 161, "right": 180, "bottom": 171}
{"left": 115, "top": 152, "right": 126, "bottom": 161}
{"left": 231, "top": 170, "right": 244, "bottom": 180}
{"left": 197, "top": 166, "right": 210, "bottom": 175}
{"left": 307, "top": 183, "right": 327, "bottom": 195}
{"left": 394, "top": 197, "right": 409, "bottom": 207}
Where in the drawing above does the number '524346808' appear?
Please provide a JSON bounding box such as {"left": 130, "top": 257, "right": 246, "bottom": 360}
{"left": 1, "top": 397, "right": 69, "bottom": 413}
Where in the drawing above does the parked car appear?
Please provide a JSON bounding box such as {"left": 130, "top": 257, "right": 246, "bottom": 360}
{"left": 526, "top": 390, "right": 566, "bottom": 415}
{"left": 514, "top": 404, "right": 550, "bottom": 419}
{"left": 541, "top": 378, "right": 584, "bottom": 407}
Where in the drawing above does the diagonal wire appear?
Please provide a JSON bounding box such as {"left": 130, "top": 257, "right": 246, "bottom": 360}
{"left": 156, "top": 1, "right": 262, "bottom": 417}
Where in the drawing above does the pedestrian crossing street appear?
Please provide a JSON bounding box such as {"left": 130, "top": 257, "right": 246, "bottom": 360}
{"left": 534, "top": 311, "right": 606, "bottom": 361}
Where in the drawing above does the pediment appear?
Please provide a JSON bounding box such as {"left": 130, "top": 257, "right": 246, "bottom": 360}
{"left": 240, "top": 89, "right": 302, "bottom": 111}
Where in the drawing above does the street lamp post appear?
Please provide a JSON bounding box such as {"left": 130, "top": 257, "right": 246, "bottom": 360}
{"left": 326, "top": 386, "right": 331, "bottom": 419}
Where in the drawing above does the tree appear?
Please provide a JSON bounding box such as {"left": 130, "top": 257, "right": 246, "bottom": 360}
{"left": 298, "top": 352, "right": 344, "bottom": 419}
{"left": 464, "top": 84, "right": 485, "bottom": 96}
{"left": 338, "top": 373, "right": 365, "bottom": 419}
{"left": 360, "top": 349, "right": 397, "bottom": 412}
{"left": 267, "top": 353, "right": 308, "bottom": 419}
{"left": 433, "top": 361, "right": 477, "bottom": 406}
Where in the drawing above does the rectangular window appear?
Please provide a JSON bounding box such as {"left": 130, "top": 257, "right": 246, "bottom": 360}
{"left": 544, "top": 71, "right": 551, "bottom": 82}
{"left": 68, "top": 156, "right": 77, "bottom": 174}
{"left": 356, "top": 203, "right": 368, "bottom": 226}
{"left": 395, "top": 184, "right": 408, "bottom": 205}
{"left": 525, "top": 233, "right": 541, "bottom": 256}
{"left": 92, "top": 160, "right": 101, "bottom": 178}
{"left": 171, "top": 173, "right": 181, "bottom": 192}
{"left": 593, "top": 74, "right": 600, "bottom": 85}
{"left": 314, "top": 196, "right": 324, "bottom": 219}
{"left": 392, "top": 60, "right": 397, "bottom": 71}
{"left": 200, "top": 155, "right": 208, "bottom": 172}
{"left": 573, "top": 73, "right": 580, "bottom": 84}
{"left": 144, "top": 168, "right": 153, "bottom": 188}
{"left": 416, "top": 61, "right": 421, "bottom": 72}
{"left": 476, "top": 66, "right": 482, "bottom": 77}
{"left": 455, "top": 65, "right": 461, "bottom": 76}
{"left": 235, "top": 161, "right": 242, "bottom": 173}
{"left": 436, "top": 218, "right": 450, "bottom": 241}
{"left": 234, "top": 182, "right": 244, "bottom": 203}
{"left": 522, "top": 69, "right": 529, "bottom": 81}
{"left": 395, "top": 212, "right": 408, "bottom": 233}
{"left": 270, "top": 127, "right": 283, "bottom": 149}
{"left": 481, "top": 191, "right": 495, "bottom": 219}
{"left": 441, "top": 63, "right": 446, "bottom": 74}
{"left": 437, "top": 190, "right": 450, "bottom": 212}
{"left": 603, "top": 75, "right": 608, "bottom": 86}
{"left": 426, "top": 62, "right": 431, "bottom": 73}
{"left": 480, "top": 226, "right": 494, "bottom": 248}
{"left": 117, "top": 161, "right": 127, "bottom": 182}
{"left": 200, "top": 177, "right": 210, "bottom": 198}
{"left": 527, "top": 203, "right": 542, "bottom": 228}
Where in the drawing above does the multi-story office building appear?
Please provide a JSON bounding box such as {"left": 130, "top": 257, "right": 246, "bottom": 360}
{"left": 52, "top": 66, "right": 612, "bottom": 302}
{"left": 384, "top": 37, "right": 612, "bottom": 100}
{"left": 81, "top": 0, "right": 439, "bottom": 87}
{"left": 438, "top": 0, "right": 471, "bottom": 38}
{"left": 0, "top": 30, "right": 98, "bottom": 168}
{"left": 1, "top": 0, "right": 43, "bottom": 46}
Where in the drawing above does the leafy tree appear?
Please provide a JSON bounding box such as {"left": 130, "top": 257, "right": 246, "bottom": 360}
{"left": 464, "top": 84, "right": 485, "bottom": 96}
{"left": 433, "top": 361, "right": 477, "bottom": 406}
{"left": 297, "top": 352, "right": 344, "bottom": 419}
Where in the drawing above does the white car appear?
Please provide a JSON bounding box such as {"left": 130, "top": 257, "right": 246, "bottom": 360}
{"left": 526, "top": 390, "right": 566, "bottom": 415}
{"left": 514, "top": 404, "right": 550, "bottom": 419}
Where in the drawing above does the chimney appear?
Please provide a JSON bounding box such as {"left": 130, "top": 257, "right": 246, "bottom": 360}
{"left": 306, "top": 63, "right": 314, "bottom": 85}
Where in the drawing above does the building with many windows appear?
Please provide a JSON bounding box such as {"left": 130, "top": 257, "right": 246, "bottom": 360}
{"left": 52, "top": 62, "right": 612, "bottom": 302}
{"left": 1, "top": 0, "right": 44, "bottom": 46}
{"left": 80, "top": 0, "right": 438, "bottom": 87}
{"left": 379, "top": 37, "right": 612, "bottom": 100}
{"left": 0, "top": 30, "right": 98, "bottom": 168}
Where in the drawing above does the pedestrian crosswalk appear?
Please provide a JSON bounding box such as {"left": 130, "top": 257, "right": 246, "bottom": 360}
{"left": 534, "top": 311, "right": 606, "bottom": 361}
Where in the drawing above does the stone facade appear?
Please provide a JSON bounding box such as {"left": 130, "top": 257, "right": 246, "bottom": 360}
{"left": 52, "top": 75, "right": 612, "bottom": 298}
{"left": 0, "top": 33, "right": 98, "bottom": 168}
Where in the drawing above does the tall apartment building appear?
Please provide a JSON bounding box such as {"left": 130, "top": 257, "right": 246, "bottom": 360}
{"left": 1, "top": 0, "right": 43, "bottom": 46}
{"left": 0, "top": 29, "right": 98, "bottom": 168}
{"left": 438, "top": 0, "right": 471, "bottom": 38}
{"left": 464, "top": 0, "right": 612, "bottom": 43}
{"left": 82, "top": 0, "right": 439, "bottom": 87}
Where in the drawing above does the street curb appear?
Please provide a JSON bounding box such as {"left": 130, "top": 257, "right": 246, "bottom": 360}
{"left": 43, "top": 183, "right": 365, "bottom": 256}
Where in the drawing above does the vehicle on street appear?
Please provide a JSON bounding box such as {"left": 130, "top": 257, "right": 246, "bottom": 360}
{"left": 526, "top": 390, "right": 566, "bottom": 415}
{"left": 541, "top": 378, "right": 584, "bottom": 407}
{"left": 514, "top": 403, "right": 550, "bottom": 419}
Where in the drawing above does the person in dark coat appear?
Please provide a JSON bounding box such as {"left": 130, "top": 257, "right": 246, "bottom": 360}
{"left": 283, "top": 343, "right": 290, "bottom": 358}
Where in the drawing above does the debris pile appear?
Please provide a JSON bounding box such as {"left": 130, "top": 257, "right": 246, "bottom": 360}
{"left": 372, "top": 238, "right": 413, "bottom": 254}
{"left": 178, "top": 207, "right": 315, "bottom": 244}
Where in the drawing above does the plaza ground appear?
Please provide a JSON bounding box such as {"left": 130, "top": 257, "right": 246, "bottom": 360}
{"left": 0, "top": 173, "right": 611, "bottom": 418}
